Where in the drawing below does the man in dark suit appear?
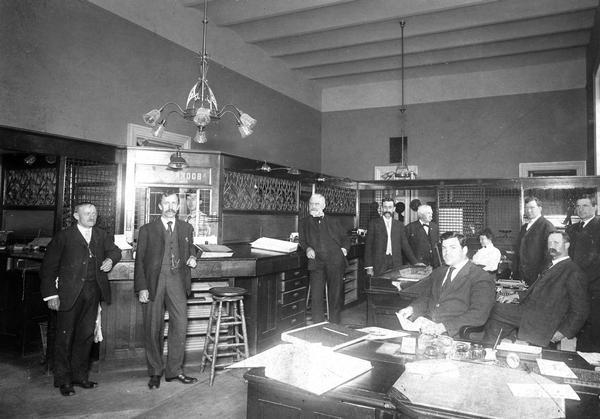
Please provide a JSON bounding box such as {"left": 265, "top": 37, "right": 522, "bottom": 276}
{"left": 567, "top": 194, "right": 600, "bottom": 351}
{"left": 484, "top": 231, "right": 589, "bottom": 347}
{"left": 299, "top": 193, "right": 350, "bottom": 324}
{"left": 135, "top": 191, "right": 198, "bottom": 389}
{"left": 365, "top": 196, "right": 418, "bottom": 276}
{"left": 513, "top": 196, "right": 556, "bottom": 285}
{"left": 397, "top": 231, "right": 495, "bottom": 338}
{"left": 406, "top": 204, "right": 441, "bottom": 267}
{"left": 40, "top": 202, "right": 121, "bottom": 396}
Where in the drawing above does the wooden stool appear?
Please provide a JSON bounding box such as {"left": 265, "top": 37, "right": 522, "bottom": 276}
{"left": 306, "top": 281, "right": 329, "bottom": 320}
{"left": 201, "top": 287, "right": 249, "bottom": 386}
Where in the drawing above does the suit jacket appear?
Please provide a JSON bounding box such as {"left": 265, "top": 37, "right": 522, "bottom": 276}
{"left": 566, "top": 216, "right": 600, "bottom": 295}
{"left": 411, "top": 260, "right": 496, "bottom": 337}
{"left": 364, "top": 217, "right": 418, "bottom": 275}
{"left": 406, "top": 220, "right": 441, "bottom": 267}
{"left": 298, "top": 215, "right": 350, "bottom": 270}
{"left": 514, "top": 216, "right": 556, "bottom": 284}
{"left": 518, "top": 258, "right": 589, "bottom": 346}
{"left": 134, "top": 219, "right": 197, "bottom": 301}
{"left": 40, "top": 225, "right": 121, "bottom": 311}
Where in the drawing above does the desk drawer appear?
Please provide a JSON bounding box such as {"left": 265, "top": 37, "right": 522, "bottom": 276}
{"left": 279, "top": 312, "right": 305, "bottom": 331}
{"left": 280, "top": 299, "right": 306, "bottom": 319}
{"left": 280, "top": 287, "right": 307, "bottom": 306}
{"left": 279, "top": 276, "right": 308, "bottom": 292}
{"left": 282, "top": 269, "right": 307, "bottom": 281}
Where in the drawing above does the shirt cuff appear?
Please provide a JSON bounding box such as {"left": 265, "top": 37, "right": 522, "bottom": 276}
{"left": 44, "top": 295, "right": 58, "bottom": 301}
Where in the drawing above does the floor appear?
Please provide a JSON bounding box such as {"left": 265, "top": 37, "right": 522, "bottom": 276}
{"left": 0, "top": 301, "right": 367, "bottom": 419}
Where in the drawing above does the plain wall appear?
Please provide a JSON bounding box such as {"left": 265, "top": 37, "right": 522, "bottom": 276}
{"left": 0, "top": 0, "right": 321, "bottom": 171}
{"left": 322, "top": 89, "right": 587, "bottom": 179}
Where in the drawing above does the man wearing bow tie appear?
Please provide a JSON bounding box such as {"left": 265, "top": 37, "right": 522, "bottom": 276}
{"left": 40, "top": 202, "right": 121, "bottom": 396}
{"left": 406, "top": 204, "right": 441, "bottom": 267}
{"left": 566, "top": 195, "right": 600, "bottom": 351}
{"left": 135, "top": 191, "right": 198, "bottom": 389}
{"left": 397, "top": 232, "right": 495, "bottom": 337}
{"left": 299, "top": 194, "right": 350, "bottom": 323}
{"left": 483, "top": 231, "right": 589, "bottom": 347}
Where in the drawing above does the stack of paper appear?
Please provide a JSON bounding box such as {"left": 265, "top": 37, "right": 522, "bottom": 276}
{"left": 281, "top": 322, "right": 368, "bottom": 350}
{"left": 250, "top": 237, "right": 298, "bottom": 253}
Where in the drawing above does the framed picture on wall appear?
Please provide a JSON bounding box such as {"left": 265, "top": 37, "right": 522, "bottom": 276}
{"left": 374, "top": 165, "right": 419, "bottom": 180}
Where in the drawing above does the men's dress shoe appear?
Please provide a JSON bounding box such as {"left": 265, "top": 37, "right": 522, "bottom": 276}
{"left": 59, "top": 384, "right": 76, "bottom": 396}
{"left": 165, "top": 374, "right": 198, "bottom": 384}
{"left": 72, "top": 380, "right": 98, "bottom": 389}
{"left": 148, "top": 375, "right": 161, "bottom": 389}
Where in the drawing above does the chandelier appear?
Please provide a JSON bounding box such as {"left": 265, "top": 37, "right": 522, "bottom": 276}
{"left": 142, "top": 0, "right": 256, "bottom": 144}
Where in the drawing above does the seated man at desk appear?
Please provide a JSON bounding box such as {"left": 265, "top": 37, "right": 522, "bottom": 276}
{"left": 397, "top": 231, "right": 496, "bottom": 337}
{"left": 483, "top": 231, "right": 589, "bottom": 347}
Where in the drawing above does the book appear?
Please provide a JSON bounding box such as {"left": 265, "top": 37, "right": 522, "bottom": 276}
{"left": 281, "top": 321, "right": 368, "bottom": 350}
{"left": 195, "top": 243, "right": 234, "bottom": 258}
{"left": 250, "top": 237, "right": 298, "bottom": 253}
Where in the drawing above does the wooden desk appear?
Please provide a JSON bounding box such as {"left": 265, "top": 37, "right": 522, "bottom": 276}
{"left": 244, "top": 340, "right": 600, "bottom": 418}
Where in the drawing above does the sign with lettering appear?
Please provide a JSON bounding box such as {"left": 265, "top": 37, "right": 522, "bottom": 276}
{"left": 136, "top": 164, "right": 212, "bottom": 185}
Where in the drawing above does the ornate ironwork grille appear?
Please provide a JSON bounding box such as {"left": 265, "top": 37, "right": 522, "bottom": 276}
{"left": 61, "top": 159, "right": 118, "bottom": 236}
{"left": 4, "top": 167, "right": 56, "bottom": 207}
{"left": 315, "top": 185, "right": 356, "bottom": 215}
{"left": 223, "top": 170, "right": 298, "bottom": 213}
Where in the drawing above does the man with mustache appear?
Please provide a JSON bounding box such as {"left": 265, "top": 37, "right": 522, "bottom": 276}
{"left": 483, "top": 231, "right": 589, "bottom": 347}
{"left": 365, "top": 196, "right": 418, "bottom": 277}
{"left": 566, "top": 194, "right": 600, "bottom": 351}
{"left": 299, "top": 194, "right": 350, "bottom": 323}
{"left": 135, "top": 191, "right": 199, "bottom": 389}
{"left": 40, "top": 202, "right": 121, "bottom": 396}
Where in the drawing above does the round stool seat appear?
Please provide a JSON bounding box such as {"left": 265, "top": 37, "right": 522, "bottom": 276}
{"left": 209, "top": 286, "right": 247, "bottom": 298}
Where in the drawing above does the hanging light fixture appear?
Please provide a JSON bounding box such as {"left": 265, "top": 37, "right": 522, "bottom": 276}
{"left": 167, "top": 147, "right": 189, "bottom": 171}
{"left": 394, "top": 20, "right": 415, "bottom": 180}
{"left": 142, "top": 0, "right": 256, "bottom": 144}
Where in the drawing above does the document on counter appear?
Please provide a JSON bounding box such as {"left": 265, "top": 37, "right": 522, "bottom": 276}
{"left": 536, "top": 359, "right": 577, "bottom": 379}
{"left": 507, "top": 382, "right": 580, "bottom": 400}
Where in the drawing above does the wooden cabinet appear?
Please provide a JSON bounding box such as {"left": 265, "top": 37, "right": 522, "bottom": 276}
{"left": 236, "top": 268, "right": 308, "bottom": 354}
{"left": 344, "top": 258, "right": 359, "bottom": 305}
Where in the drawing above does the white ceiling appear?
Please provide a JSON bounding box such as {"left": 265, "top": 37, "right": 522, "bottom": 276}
{"left": 182, "top": 0, "right": 597, "bottom": 91}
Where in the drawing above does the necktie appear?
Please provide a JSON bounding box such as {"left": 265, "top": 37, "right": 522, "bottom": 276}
{"left": 442, "top": 266, "right": 455, "bottom": 289}
{"left": 84, "top": 229, "right": 91, "bottom": 244}
{"left": 167, "top": 221, "right": 173, "bottom": 235}
{"left": 423, "top": 223, "right": 429, "bottom": 235}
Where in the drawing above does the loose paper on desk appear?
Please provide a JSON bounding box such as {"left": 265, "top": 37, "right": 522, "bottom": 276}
{"left": 396, "top": 312, "right": 422, "bottom": 332}
{"left": 357, "top": 326, "right": 409, "bottom": 341}
{"left": 577, "top": 351, "right": 600, "bottom": 366}
{"left": 497, "top": 341, "right": 542, "bottom": 355}
{"left": 227, "top": 343, "right": 372, "bottom": 395}
{"left": 507, "top": 382, "right": 579, "bottom": 400}
{"left": 250, "top": 237, "right": 298, "bottom": 253}
{"left": 536, "top": 359, "right": 577, "bottom": 379}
